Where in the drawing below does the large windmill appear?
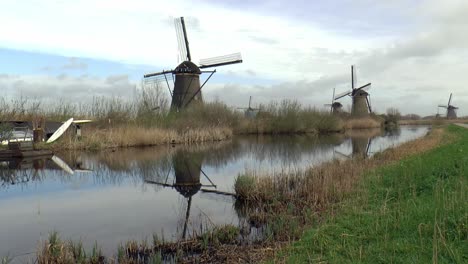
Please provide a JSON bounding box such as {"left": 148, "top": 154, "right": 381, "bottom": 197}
{"left": 238, "top": 96, "right": 260, "bottom": 118}
{"left": 334, "top": 65, "right": 372, "bottom": 116}
{"left": 324, "top": 88, "right": 343, "bottom": 114}
{"left": 143, "top": 17, "right": 243, "bottom": 111}
{"left": 438, "top": 93, "right": 458, "bottom": 119}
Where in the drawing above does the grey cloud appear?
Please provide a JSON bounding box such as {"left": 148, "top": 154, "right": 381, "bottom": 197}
{"left": 2, "top": 74, "right": 135, "bottom": 102}
{"left": 106, "top": 74, "right": 130, "bottom": 85}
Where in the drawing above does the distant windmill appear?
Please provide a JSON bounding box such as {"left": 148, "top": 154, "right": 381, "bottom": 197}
{"left": 238, "top": 96, "right": 260, "bottom": 118}
{"left": 143, "top": 17, "right": 243, "bottom": 111}
{"left": 334, "top": 65, "right": 372, "bottom": 116}
{"left": 438, "top": 93, "right": 458, "bottom": 119}
{"left": 324, "top": 88, "right": 343, "bottom": 114}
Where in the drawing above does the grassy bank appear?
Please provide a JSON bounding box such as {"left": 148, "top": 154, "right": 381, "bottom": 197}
{"left": 282, "top": 125, "right": 467, "bottom": 263}
{"left": 399, "top": 118, "right": 468, "bottom": 126}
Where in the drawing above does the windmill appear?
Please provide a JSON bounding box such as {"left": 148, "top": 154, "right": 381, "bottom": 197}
{"left": 324, "top": 88, "right": 343, "bottom": 114}
{"left": 238, "top": 96, "right": 260, "bottom": 118}
{"left": 334, "top": 65, "right": 372, "bottom": 116}
{"left": 438, "top": 93, "right": 458, "bottom": 119}
{"left": 143, "top": 17, "right": 243, "bottom": 111}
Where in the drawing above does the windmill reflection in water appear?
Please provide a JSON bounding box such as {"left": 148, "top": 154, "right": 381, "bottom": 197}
{"left": 144, "top": 150, "right": 217, "bottom": 239}
{"left": 334, "top": 128, "right": 384, "bottom": 159}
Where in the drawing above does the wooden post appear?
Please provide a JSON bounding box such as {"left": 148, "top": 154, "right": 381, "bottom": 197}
{"left": 33, "top": 128, "right": 44, "bottom": 143}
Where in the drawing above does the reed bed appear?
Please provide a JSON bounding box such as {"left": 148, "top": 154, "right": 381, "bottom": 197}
{"left": 343, "top": 116, "right": 383, "bottom": 129}
{"left": 1, "top": 94, "right": 346, "bottom": 150}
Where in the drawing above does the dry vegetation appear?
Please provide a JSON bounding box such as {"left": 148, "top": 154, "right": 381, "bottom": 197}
{"left": 1, "top": 92, "right": 348, "bottom": 150}
{"left": 343, "top": 116, "right": 383, "bottom": 129}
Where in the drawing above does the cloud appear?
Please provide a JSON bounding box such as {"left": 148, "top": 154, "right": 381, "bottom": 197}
{"left": 0, "top": 74, "right": 136, "bottom": 101}
{"left": 0, "top": 0, "right": 468, "bottom": 117}
{"left": 62, "top": 57, "right": 88, "bottom": 71}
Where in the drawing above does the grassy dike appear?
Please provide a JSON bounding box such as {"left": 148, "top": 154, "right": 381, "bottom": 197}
{"left": 280, "top": 125, "right": 467, "bottom": 263}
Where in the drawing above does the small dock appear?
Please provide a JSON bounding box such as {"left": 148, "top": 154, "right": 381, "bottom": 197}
{"left": 0, "top": 141, "right": 53, "bottom": 159}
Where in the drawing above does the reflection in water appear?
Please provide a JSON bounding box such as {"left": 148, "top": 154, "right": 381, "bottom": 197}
{"left": 144, "top": 149, "right": 217, "bottom": 239}
{"left": 0, "top": 126, "right": 430, "bottom": 258}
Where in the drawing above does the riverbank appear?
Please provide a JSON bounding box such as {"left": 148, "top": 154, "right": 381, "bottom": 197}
{"left": 2, "top": 97, "right": 390, "bottom": 151}
{"left": 399, "top": 118, "right": 468, "bottom": 126}
{"left": 280, "top": 124, "right": 467, "bottom": 263}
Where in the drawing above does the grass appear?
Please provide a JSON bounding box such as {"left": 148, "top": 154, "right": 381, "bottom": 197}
{"left": 281, "top": 125, "right": 467, "bottom": 263}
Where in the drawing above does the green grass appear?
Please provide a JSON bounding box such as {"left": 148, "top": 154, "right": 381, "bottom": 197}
{"left": 283, "top": 125, "right": 468, "bottom": 263}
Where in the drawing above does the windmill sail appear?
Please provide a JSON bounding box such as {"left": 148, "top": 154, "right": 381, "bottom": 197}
{"left": 199, "top": 53, "right": 243, "bottom": 68}
{"left": 334, "top": 90, "right": 352, "bottom": 100}
{"left": 144, "top": 69, "right": 174, "bottom": 78}
{"left": 174, "top": 17, "right": 191, "bottom": 62}
{"left": 355, "top": 83, "right": 372, "bottom": 93}
{"left": 351, "top": 65, "right": 357, "bottom": 90}
{"left": 448, "top": 93, "right": 453, "bottom": 106}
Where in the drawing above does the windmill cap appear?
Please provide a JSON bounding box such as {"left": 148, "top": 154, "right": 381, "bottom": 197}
{"left": 353, "top": 89, "right": 369, "bottom": 96}
{"left": 175, "top": 61, "right": 201, "bottom": 74}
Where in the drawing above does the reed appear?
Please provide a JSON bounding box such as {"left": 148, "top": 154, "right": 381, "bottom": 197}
{"left": 344, "top": 116, "right": 383, "bottom": 129}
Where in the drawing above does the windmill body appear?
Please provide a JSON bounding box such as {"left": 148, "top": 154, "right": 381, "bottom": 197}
{"left": 171, "top": 61, "right": 203, "bottom": 109}
{"left": 334, "top": 65, "right": 372, "bottom": 117}
{"left": 144, "top": 17, "right": 242, "bottom": 111}
{"left": 325, "top": 88, "right": 343, "bottom": 114}
{"left": 438, "top": 93, "right": 458, "bottom": 119}
{"left": 238, "top": 96, "right": 260, "bottom": 119}
{"left": 331, "top": 102, "right": 343, "bottom": 113}
{"left": 351, "top": 89, "right": 369, "bottom": 117}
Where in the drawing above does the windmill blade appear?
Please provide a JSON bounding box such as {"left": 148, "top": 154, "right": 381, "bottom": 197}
{"left": 334, "top": 149, "right": 350, "bottom": 159}
{"left": 199, "top": 53, "right": 243, "bottom": 69}
{"left": 331, "top": 88, "right": 336, "bottom": 112}
{"left": 143, "top": 72, "right": 174, "bottom": 98}
{"left": 144, "top": 70, "right": 175, "bottom": 78}
{"left": 366, "top": 95, "right": 372, "bottom": 113}
{"left": 334, "top": 90, "right": 352, "bottom": 100}
{"left": 248, "top": 96, "right": 252, "bottom": 108}
{"left": 438, "top": 105, "right": 448, "bottom": 108}
{"left": 143, "top": 72, "right": 173, "bottom": 83}
{"left": 351, "top": 65, "right": 357, "bottom": 90}
{"left": 448, "top": 93, "right": 453, "bottom": 106}
{"left": 355, "top": 83, "right": 371, "bottom": 92}
{"left": 174, "top": 17, "right": 191, "bottom": 62}
{"left": 365, "top": 138, "right": 372, "bottom": 157}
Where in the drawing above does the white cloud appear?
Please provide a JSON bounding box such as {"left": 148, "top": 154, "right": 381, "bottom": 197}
{"left": 1, "top": 0, "right": 468, "bottom": 116}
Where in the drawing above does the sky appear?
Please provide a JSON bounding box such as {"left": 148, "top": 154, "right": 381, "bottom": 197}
{"left": 0, "top": 0, "right": 467, "bottom": 116}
